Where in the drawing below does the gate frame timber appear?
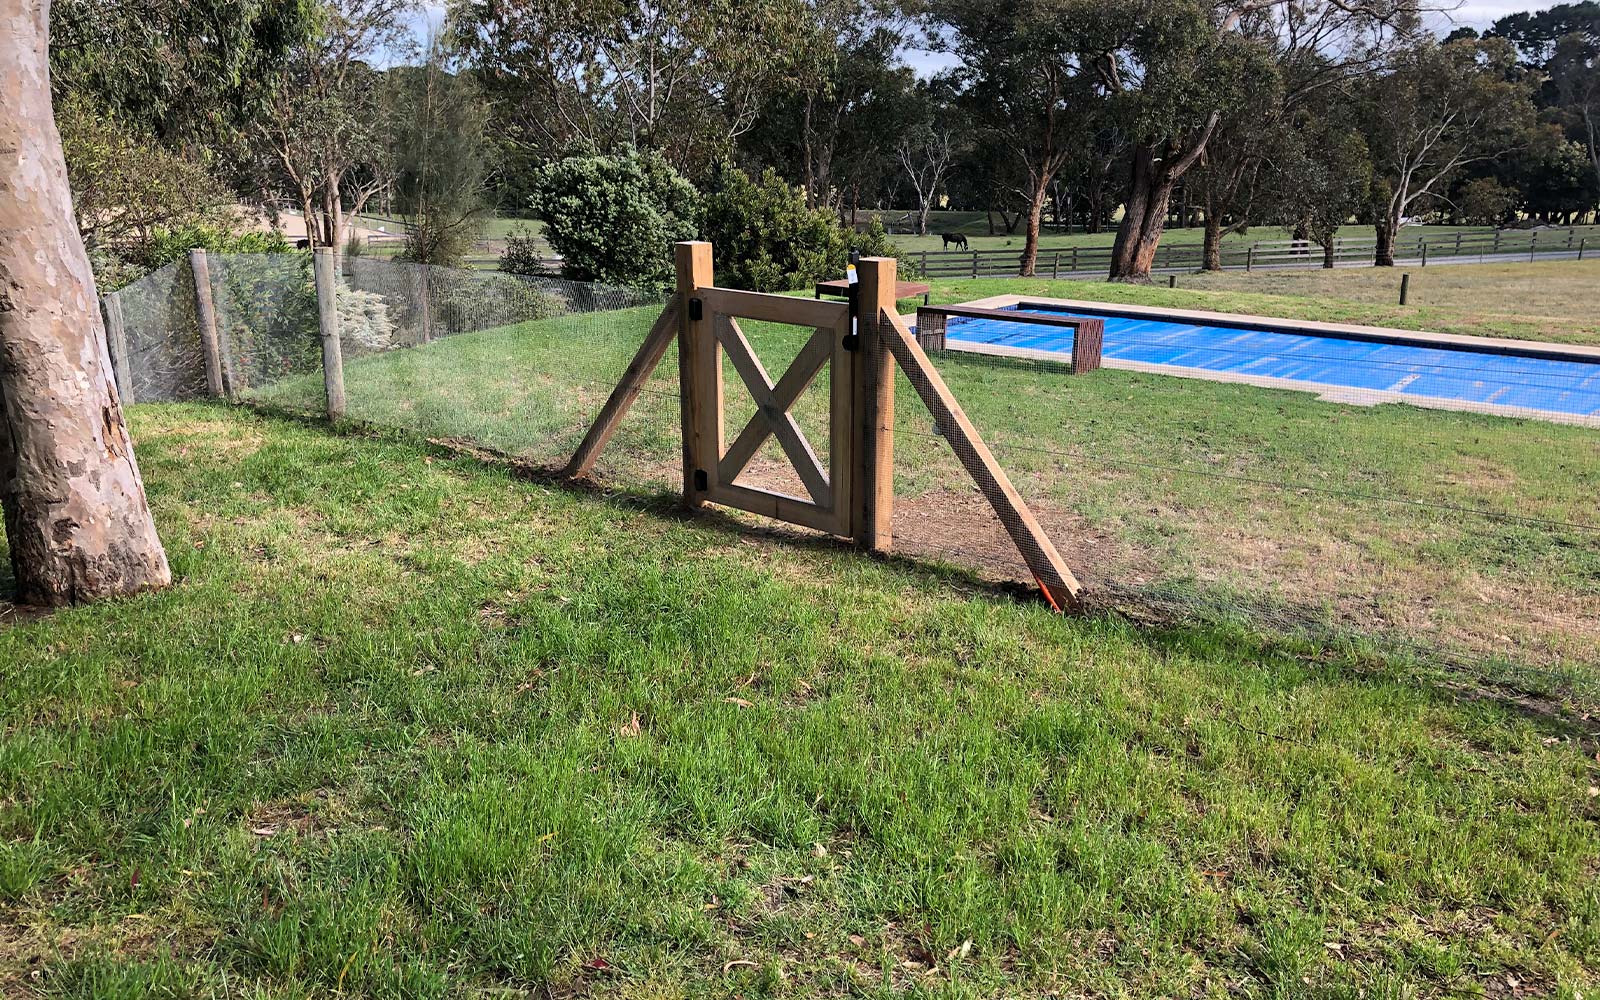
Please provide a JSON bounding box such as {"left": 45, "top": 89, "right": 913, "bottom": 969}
{"left": 677, "top": 241, "right": 859, "bottom": 537}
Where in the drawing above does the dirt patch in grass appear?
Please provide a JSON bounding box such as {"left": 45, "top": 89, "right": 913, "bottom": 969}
{"left": 888, "top": 486, "right": 1147, "bottom": 592}
{"left": 242, "top": 790, "right": 345, "bottom": 838}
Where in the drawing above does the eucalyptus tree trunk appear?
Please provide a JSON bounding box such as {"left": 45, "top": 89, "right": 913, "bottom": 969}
{"left": 1374, "top": 217, "right": 1398, "bottom": 267}
{"left": 1109, "top": 116, "right": 1219, "bottom": 283}
{"left": 1202, "top": 214, "right": 1224, "bottom": 271}
{"left": 0, "top": 0, "right": 171, "bottom": 605}
{"left": 1110, "top": 148, "right": 1180, "bottom": 282}
{"left": 1019, "top": 182, "right": 1050, "bottom": 277}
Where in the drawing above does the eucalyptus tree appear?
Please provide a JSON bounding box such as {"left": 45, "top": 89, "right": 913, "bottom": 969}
{"left": 259, "top": 0, "right": 414, "bottom": 250}
{"left": 897, "top": 79, "right": 961, "bottom": 235}
{"left": 1093, "top": 0, "right": 1437, "bottom": 282}
{"left": 1550, "top": 30, "right": 1600, "bottom": 192}
{"left": 450, "top": 0, "right": 817, "bottom": 177}
{"left": 922, "top": 0, "right": 1104, "bottom": 275}
{"left": 1360, "top": 36, "right": 1537, "bottom": 265}
{"left": 1279, "top": 121, "right": 1372, "bottom": 268}
{"left": 48, "top": 0, "right": 312, "bottom": 156}
{"left": 1, "top": 0, "right": 171, "bottom": 605}
{"left": 1188, "top": 71, "right": 1284, "bottom": 270}
{"left": 740, "top": 7, "right": 917, "bottom": 216}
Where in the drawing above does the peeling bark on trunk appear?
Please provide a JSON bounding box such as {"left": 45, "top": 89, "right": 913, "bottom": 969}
{"left": 0, "top": 0, "right": 171, "bottom": 606}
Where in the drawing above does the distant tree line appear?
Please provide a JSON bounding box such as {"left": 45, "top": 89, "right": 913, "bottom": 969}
{"left": 48, "top": 0, "right": 1600, "bottom": 288}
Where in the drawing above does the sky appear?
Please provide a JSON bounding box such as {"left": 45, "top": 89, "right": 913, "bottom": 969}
{"left": 402, "top": 1, "right": 1551, "bottom": 75}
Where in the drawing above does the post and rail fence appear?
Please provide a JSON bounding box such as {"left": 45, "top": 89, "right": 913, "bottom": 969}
{"left": 907, "top": 227, "right": 1595, "bottom": 281}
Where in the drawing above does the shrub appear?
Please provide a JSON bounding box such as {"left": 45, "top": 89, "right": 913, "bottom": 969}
{"left": 337, "top": 283, "right": 396, "bottom": 353}
{"left": 499, "top": 229, "right": 551, "bottom": 276}
{"left": 699, "top": 164, "right": 902, "bottom": 292}
{"left": 100, "top": 226, "right": 294, "bottom": 291}
{"left": 529, "top": 148, "right": 699, "bottom": 290}
{"left": 1457, "top": 177, "right": 1516, "bottom": 227}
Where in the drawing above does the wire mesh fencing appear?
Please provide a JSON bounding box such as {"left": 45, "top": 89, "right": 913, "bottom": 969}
{"left": 107, "top": 254, "right": 1600, "bottom": 710}
{"left": 883, "top": 340, "right": 1600, "bottom": 709}
{"left": 113, "top": 252, "right": 676, "bottom": 475}
{"left": 114, "top": 259, "right": 207, "bottom": 403}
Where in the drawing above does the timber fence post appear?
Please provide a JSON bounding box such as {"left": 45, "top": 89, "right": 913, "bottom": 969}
{"left": 313, "top": 248, "right": 346, "bottom": 419}
{"left": 675, "top": 241, "right": 717, "bottom": 511}
{"left": 101, "top": 291, "right": 133, "bottom": 404}
{"left": 189, "top": 249, "right": 226, "bottom": 398}
{"left": 854, "top": 257, "right": 897, "bottom": 554}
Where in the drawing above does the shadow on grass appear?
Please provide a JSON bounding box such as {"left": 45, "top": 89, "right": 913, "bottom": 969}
{"left": 146, "top": 401, "right": 1600, "bottom": 748}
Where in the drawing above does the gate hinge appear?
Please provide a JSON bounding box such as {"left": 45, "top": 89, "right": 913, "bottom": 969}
{"left": 688, "top": 297, "right": 703, "bottom": 322}
{"left": 694, "top": 469, "right": 708, "bottom": 491}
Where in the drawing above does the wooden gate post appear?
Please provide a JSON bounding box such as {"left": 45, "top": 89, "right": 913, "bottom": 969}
{"left": 854, "top": 257, "right": 896, "bottom": 553}
{"left": 675, "top": 241, "right": 718, "bottom": 511}
{"left": 189, "top": 249, "right": 226, "bottom": 398}
{"left": 313, "top": 248, "right": 346, "bottom": 419}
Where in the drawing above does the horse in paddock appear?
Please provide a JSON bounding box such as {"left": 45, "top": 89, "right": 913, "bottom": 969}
{"left": 941, "top": 233, "right": 969, "bottom": 250}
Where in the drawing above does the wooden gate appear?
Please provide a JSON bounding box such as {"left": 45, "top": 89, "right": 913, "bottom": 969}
{"left": 675, "top": 242, "right": 858, "bottom": 536}
{"left": 564, "top": 240, "right": 1086, "bottom": 611}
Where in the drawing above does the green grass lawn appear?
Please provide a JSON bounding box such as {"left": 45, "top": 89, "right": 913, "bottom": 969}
{"left": 2, "top": 404, "right": 1597, "bottom": 998}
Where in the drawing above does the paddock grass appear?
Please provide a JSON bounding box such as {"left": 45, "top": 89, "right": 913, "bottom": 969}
{"left": 2, "top": 404, "right": 1597, "bottom": 999}
{"left": 351, "top": 210, "right": 1600, "bottom": 266}
{"left": 926, "top": 260, "right": 1600, "bottom": 347}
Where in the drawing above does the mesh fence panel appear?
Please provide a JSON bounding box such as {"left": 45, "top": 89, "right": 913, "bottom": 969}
{"left": 117, "top": 259, "right": 206, "bottom": 403}
{"left": 118, "top": 253, "right": 681, "bottom": 476}
{"left": 328, "top": 257, "right": 671, "bottom": 467}
{"left": 205, "top": 253, "right": 322, "bottom": 408}
{"left": 111, "top": 253, "right": 1600, "bottom": 708}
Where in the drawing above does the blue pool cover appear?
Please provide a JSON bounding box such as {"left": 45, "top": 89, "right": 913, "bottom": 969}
{"left": 938, "top": 305, "right": 1600, "bottom": 419}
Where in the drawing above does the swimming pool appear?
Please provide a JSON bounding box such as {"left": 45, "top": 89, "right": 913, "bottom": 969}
{"left": 936, "top": 300, "right": 1600, "bottom": 422}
